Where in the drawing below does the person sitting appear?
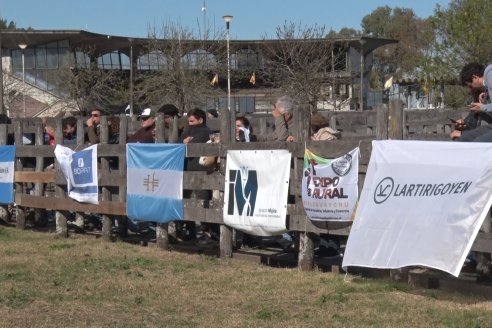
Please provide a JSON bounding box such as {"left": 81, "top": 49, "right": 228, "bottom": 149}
{"left": 127, "top": 107, "right": 156, "bottom": 143}
{"left": 310, "top": 112, "right": 341, "bottom": 141}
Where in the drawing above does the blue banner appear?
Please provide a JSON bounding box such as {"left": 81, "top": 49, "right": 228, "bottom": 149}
{"left": 0, "top": 145, "right": 15, "bottom": 204}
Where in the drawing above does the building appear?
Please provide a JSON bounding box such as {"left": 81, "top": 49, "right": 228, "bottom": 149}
{"left": 0, "top": 29, "right": 397, "bottom": 117}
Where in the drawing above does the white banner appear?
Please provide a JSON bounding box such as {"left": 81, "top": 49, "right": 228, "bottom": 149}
{"left": 223, "top": 150, "right": 291, "bottom": 236}
{"left": 302, "top": 148, "right": 359, "bottom": 221}
{"left": 342, "top": 140, "right": 492, "bottom": 277}
{"left": 55, "top": 144, "right": 99, "bottom": 204}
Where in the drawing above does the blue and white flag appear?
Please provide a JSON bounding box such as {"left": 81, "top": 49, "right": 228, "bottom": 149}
{"left": 54, "top": 144, "right": 99, "bottom": 204}
{"left": 0, "top": 145, "right": 15, "bottom": 204}
{"left": 127, "top": 143, "right": 185, "bottom": 223}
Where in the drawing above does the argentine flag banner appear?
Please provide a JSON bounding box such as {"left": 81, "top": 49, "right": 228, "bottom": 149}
{"left": 127, "top": 143, "right": 185, "bottom": 223}
{"left": 55, "top": 144, "right": 99, "bottom": 204}
{"left": 343, "top": 140, "right": 492, "bottom": 277}
{"left": 0, "top": 145, "right": 15, "bottom": 204}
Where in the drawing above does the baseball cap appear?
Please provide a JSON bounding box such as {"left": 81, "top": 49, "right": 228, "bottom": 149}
{"left": 139, "top": 107, "right": 155, "bottom": 119}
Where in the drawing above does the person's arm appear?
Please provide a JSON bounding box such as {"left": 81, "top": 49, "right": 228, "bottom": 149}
{"left": 87, "top": 125, "right": 100, "bottom": 144}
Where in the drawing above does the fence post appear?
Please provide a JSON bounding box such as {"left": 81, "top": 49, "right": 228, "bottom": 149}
{"left": 219, "top": 107, "right": 233, "bottom": 258}
{"left": 387, "top": 100, "right": 409, "bottom": 281}
{"left": 154, "top": 114, "right": 170, "bottom": 250}
{"left": 375, "top": 103, "right": 388, "bottom": 140}
{"left": 14, "top": 120, "right": 26, "bottom": 229}
{"left": 388, "top": 100, "right": 403, "bottom": 140}
{"left": 299, "top": 232, "right": 315, "bottom": 271}
{"left": 54, "top": 119, "right": 68, "bottom": 237}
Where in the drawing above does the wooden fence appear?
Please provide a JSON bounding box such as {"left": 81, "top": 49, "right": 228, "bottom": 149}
{"left": 1, "top": 101, "right": 490, "bottom": 276}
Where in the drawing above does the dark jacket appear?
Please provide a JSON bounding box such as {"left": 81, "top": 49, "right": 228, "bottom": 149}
{"left": 178, "top": 124, "right": 211, "bottom": 171}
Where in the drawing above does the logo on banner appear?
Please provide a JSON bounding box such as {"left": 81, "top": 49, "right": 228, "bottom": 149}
{"left": 71, "top": 149, "right": 93, "bottom": 184}
{"left": 373, "top": 176, "right": 472, "bottom": 204}
{"left": 227, "top": 166, "right": 258, "bottom": 216}
{"left": 331, "top": 153, "right": 353, "bottom": 176}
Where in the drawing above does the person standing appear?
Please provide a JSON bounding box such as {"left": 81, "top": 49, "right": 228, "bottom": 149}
{"left": 257, "top": 95, "right": 293, "bottom": 142}
{"left": 127, "top": 107, "right": 156, "bottom": 143}
{"left": 177, "top": 108, "right": 216, "bottom": 243}
{"left": 86, "top": 107, "right": 102, "bottom": 145}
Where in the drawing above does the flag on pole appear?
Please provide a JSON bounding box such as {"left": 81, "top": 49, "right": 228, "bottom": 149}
{"left": 249, "top": 72, "right": 256, "bottom": 85}
{"left": 127, "top": 143, "right": 185, "bottom": 223}
{"left": 0, "top": 145, "right": 15, "bottom": 204}
{"left": 54, "top": 144, "right": 99, "bottom": 204}
{"left": 210, "top": 73, "right": 219, "bottom": 86}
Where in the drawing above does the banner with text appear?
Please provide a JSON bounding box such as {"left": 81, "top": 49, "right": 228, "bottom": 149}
{"left": 55, "top": 144, "right": 99, "bottom": 204}
{"left": 342, "top": 140, "right": 492, "bottom": 277}
{"left": 302, "top": 147, "right": 359, "bottom": 221}
{"left": 223, "top": 150, "right": 291, "bottom": 236}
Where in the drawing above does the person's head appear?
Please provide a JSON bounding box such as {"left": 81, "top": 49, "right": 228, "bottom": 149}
{"left": 139, "top": 107, "right": 156, "bottom": 127}
{"left": 235, "top": 116, "right": 251, "bottom": 133}
{"left": 310, "top": 112, "right": 329, "bottom": 134}
{"left": 187, "top": 108, "right": 207, "bottom": 126}
{"left": 89, "top": 108, "right": 102, "bottom": 125}
{"left": 275, "top": 95, "right": 294, "bottom": 122}
{"left": 62, "top": 116, "right": 77, "bottom": 137}
{"left": 158, "top": 104, "right": 179, "bottom": 126}
{"left": 207, "top": 109, "right": 219, "bottom": 119}
{"left": 460, "top": 62, "right": 485, "bottom": 90}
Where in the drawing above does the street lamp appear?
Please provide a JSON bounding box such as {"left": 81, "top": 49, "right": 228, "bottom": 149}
{"left": 223, "top": 15, "right": 233, "bottom": 113}
{"left": 18, "top": 43, "right": 27, "bottom": 117}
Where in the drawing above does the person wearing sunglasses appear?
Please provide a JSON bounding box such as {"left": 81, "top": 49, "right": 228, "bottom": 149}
{"left": 127, "top": 107, "right": 156, "bottom": 143}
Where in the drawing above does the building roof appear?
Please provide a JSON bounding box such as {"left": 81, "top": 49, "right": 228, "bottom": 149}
{"left": 0, "top": 29, "right": 397, "bottom": 56}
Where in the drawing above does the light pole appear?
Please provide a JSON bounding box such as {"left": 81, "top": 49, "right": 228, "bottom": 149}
{"left": 223, "top": 15, "right": 233, "bottom": 113}
{"left": 18, "top": 43, "right": 28, "bottom": 117}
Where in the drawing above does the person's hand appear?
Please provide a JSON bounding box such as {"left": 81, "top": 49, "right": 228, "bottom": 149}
{"left": 86, "top": 117, "right": 94, "bottom": 127}
{"left": 286, "top": 135, "right": 294, "bottom": 143}
{"left": 183, "top": 136, "right": 193, "bottom": 144}
{"left": 44, "top": 126, "right": 55, "bottom": 137}
{"left": 141, "top": 117, "right": 155, "bottom": 128}
{"left": 468, "top": 102, "right": 482, "bottom": 112}
{"left": 450, "top": 130, "right": 462, "bottom": 140}
{"left": 454, "top": 118, "right": 466, "bottom": 131}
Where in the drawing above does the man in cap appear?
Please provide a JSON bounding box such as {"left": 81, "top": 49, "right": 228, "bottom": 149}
{"left": 127, "top": 107, "right": 156, "bottom": 143}
{"left": 158, "top": 104, "right": 188, "bottom": 138}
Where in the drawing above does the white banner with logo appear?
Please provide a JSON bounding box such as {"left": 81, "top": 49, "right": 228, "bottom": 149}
{"left": 342, "top": 140, "right": 492, "bottom": 277}
{"left": 55, "top": 144, "right": 99, "bottom": 204}
{"left": 302, "top": 147, "right": 359, "bottom": 221}
{"left": 223, "top": 150, "right": 291, "bottom": 236}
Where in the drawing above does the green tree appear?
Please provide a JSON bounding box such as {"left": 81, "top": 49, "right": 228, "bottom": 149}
{"left": 361, "top": 6, "right": 431, "bottom": 87}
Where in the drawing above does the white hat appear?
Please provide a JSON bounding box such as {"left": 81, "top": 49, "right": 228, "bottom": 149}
{"left": 139, "top": 107, "right": 155, "bottom": 118}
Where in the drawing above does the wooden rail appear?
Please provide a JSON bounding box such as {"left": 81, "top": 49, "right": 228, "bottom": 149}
{"left": 0, "top": 102, "right": 490, "bottom": 277}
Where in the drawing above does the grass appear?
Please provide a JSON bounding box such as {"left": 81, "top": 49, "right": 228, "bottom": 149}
{"left": 0, "top": 226, "right": 492, "bottom": 327}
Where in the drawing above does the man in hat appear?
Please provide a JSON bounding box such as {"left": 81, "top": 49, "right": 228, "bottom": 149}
{"left": 158, "top": 104, "right": 188, "bottom": 138}
{"left": 127, "top": 107, "right": 156, "bottom": 143}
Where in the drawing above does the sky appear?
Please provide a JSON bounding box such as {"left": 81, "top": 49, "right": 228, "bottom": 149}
{"left": 1, "top": 0, "right": 450, "bottom": 40}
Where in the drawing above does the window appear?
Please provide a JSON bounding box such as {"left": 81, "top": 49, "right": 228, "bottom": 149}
{"left": 138, "top": 51, "right": 168, "bottom": 70}
{"left": 182, "top": 49, "right": 216, "bottom": 70}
